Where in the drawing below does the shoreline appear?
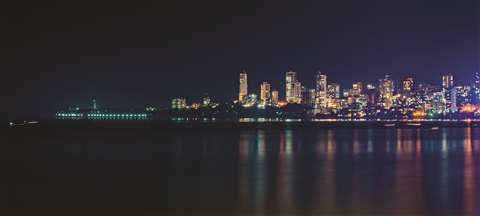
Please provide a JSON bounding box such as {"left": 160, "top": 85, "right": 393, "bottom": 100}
{"left": 5, "top": 118, "right": 480, "bottom": 129}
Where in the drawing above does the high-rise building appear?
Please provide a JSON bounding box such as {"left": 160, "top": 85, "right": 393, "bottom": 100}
{"left": 327, "top": 83, "right": 340, "bottom": 99}
{"left": 352, "top": 82, "right": 363, "bottom": 96}
{"left": 365, "top": 87, "right": 378, "bottom": 106}
{"left": 455, "top": 86, "right": 472, "bottom": 105}
{"left": 431, "top": 92, "right": 446, "bottom": 114}
{"left": 271, "top": 90, "right": 279, "bottom": 105}
{"left": 378, "top": 75, "right": 394, "bottom": 109}
{"left": 442, "top": 74, "right": 454, "bottom": 89}
{"left": 306, "top": 89, "right": 316, "bottom": 107}
{"left": 260, "top": 82, "right": 271, "bottom": 105}
{"left": 294, "top": 81, "right": 302, "bottom": 103}
{"left": 445, "top": 87, "right": 457, "bottom": 113}
{"left": 442, "top": 75, "right": 455, "bottom": 112}
{"left": 301, "top": 86, "right": 307, "bottom": 104}
{"left": 239, "top": 70, "right": 248, "bottom": 103}
{"left": 315, "top": 71, "right": 328, "bottom": 111}
{"left": 403, "top": 77, "right": 414, "bottom": 92}
{"left": 92, "top": 99, "right": 97, "bottom": 110}
{"left": 475, "top": 72, "right": 480, "bottom": 89}
{"left": 285, "top": 70, "right": 298, "bottom": 103}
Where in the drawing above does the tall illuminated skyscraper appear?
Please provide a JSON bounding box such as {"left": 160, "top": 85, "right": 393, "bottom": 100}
{"left": 260, "top": 82, "right": 271, "bottom": 105}
{"left": 271, "top": 90, "right": 279, "bottom": 105}
{"left": 351, "top": 82, "right": 363, "bottom": 96}
{"left": 327, "top": 83, "right": 340, "bottom": 99}
{"left": 445, "top": 88, "right": 457, "bottom": 113}
{"left": 402, "top": 77, "right": 414, "bottom": 93}
{"left": 442, "top": 74, "right": 456, "bottom": 112}
{"left": 286, "top": 70, "right": 300, "bottom": 103}
{"left": 294, "top": 81, "right": 302, "bottom": 103}
{"left": 378, "top": 75, "right": 394, "bottom": 109}
{"left": 315, "top": 71, "right": 327, "bottom": 112}
{"left": 239, "top": 70, "right": 248, "bottom": 103}
{"left": 307, "top": 89, "right": 316, "bottom": 107}
{"left": 92, "top": 99, "right": 97, "bottom": 110}
{"left": 442, "top": 74, "right": 454, "bottom": 89}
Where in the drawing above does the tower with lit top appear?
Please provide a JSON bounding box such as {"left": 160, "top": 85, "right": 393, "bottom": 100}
{"left": 315, "top": 71, "right": 328, "bottom": 113}
{"left": 285, "top": 70, "right": 298, "bottom": 103}
{"left": 378, "top": 75, "right": 394, "bottom": 109}
{"left": 239, "top": 70, "right": 248, "bottom": 103}
{"left": 260, "top": 82, "right": 271, "bottom": 105}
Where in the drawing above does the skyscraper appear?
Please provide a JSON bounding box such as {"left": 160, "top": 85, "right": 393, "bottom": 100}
{"left": 402, "top": 77, "right": 414, "bottom": 93}
{"left": 286, "top": 70, "right": 301, "bottom": 103}
{"left": 307, "top": 89, "right": 316, "bottom": 107}
{"left": 301, "top": 86, "right": 307, "bottom": 104}
{"left": 378, "top": 75, "right": 394, "bottom": 109}
{"left": 327, "top": 83, "right": 340, "bottom": 99}
{"left": 315, "top": 71, "right": 328, "bottom": 112}
{"left": 475, "top": 72, "right": 480, "bottom": 89}
{"left": 445, "top": 88, "right": 457, "bottom": 113}
{"left": 239, "top": 70, "right": 248, "bottom": 103}
{"left": 260, "top": 82, "right": 271, "bottom": 105}
{"left": 442, "top": 74, "right": 454, "bottom": 89}
{"left": 442, "top": 74, "right": 456, "bottom": 112}
{"left": 352, "top": 82, "right": 363, "bottom": 96}
{"left": 271, "top": 90, "right": 279, "bottom": 105}
{"left": 294, "top": 81, "right": 302, "bottom": 103}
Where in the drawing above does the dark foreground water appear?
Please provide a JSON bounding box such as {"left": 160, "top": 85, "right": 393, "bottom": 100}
{"left": 3, "top": 126, "right": 480, "bottom": 215}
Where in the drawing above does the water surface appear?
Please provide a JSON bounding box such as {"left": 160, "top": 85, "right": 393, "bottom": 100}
{"left": 3, "top": 126, "right": 480, "bottom": 215}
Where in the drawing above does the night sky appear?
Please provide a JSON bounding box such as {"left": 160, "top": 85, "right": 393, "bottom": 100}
{"left": 1, "top": 0, "right": 479, "bottom": 118}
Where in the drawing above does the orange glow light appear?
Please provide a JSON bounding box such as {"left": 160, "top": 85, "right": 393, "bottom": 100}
{"left": 412, "top": 110, "right": 426, "bottom": 118}
{"left": 277, "top": 100, "right": 288, "bottom": 107}
{"left": 461, "top": 104, "right": 477, "bottom": 113}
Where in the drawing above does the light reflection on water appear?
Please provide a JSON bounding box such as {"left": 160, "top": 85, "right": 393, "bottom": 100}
{"left": 5, "top": 127, "right": 480, "bottom": 216}
{"left": 233, "top": 128, "right": 480, "bottom": 215}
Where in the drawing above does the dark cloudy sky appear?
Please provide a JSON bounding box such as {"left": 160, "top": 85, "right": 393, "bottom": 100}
{"left": 1, "top": 0, "right": 479, "bottom": 118}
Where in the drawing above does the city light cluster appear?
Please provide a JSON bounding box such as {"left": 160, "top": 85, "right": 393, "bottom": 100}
{"left": 172, "top": 70, "right": 480, "bottom": 119}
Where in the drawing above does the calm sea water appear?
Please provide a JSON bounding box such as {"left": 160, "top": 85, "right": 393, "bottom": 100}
{"left": 3, "top": 126, "right": 480, "bottom": 215}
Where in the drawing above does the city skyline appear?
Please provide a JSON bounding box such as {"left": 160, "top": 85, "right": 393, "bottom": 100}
{"left": 159, "top": 69, "right": 480, "bottom": 118}
{"left": 57, "top": 69, "right": 480, "bottom": 108}
{"left": 54, "top": 69, "right": 480, "bottom": 121}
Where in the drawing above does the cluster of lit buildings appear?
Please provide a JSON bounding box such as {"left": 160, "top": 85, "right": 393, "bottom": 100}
{"left": 228, "top": 69, "right": 480, "bottom": 118}
{"left": 55, "top": 70, "right": 480, "bottom": 121}
{"left": 171, "top": 94, "right": 218, "bottom": 110}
